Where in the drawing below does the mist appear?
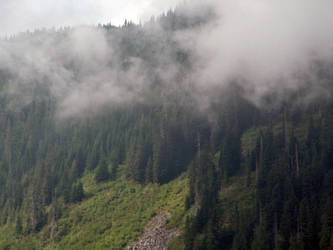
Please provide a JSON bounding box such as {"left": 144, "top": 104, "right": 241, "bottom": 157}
{"left": 0, "top": 23, "right": 183, "bottom": 118}
{"left": 0, "top": 0, "right": 184, "bottom": 36}
{"left": 1, "top": 0, "right": 333, "bottom": 119}
{"left": 181, "top": 0, "right": 333, "bottom": 107}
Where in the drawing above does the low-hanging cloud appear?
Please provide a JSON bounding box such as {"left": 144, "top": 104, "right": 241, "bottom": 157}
{"left": 0, "top": 0, "right": 184, "bottom": 36}
{"left": 1, "top": 0, "right": 333, "bottom": 119}
{"left": 0, "top": 23, "right": 182, "bottom": 118}
{"left": 183, "top": 0, "right": 333, "bottom": 106}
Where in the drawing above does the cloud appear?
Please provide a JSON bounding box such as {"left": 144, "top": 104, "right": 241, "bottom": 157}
{"left": 0, "top": 0, "right": 184, "bottom": 36}
{"left": 0, "top": 22, "right": 181, "bottom": 118}
{"left": 1, "top": 0, "right": 333, "bottom": 118}
{"left": 179, "top": 0, "right": 333, "bottom": 106}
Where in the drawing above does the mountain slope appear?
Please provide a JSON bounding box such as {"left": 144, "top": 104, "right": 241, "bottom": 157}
{"left": 0, "top": 5, "right": 332, "bottom": 250}
{"left": 0, "top": 169, "right": 188, "bottom": 249}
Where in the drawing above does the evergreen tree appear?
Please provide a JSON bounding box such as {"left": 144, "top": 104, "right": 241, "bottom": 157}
{"left": 15, "top": 216, "right": 23, "bottom": 235}
{"left": 95, "top": 158, "right": 110, "bottom": 183}
{"left": 70, "top": 182, "right": 84, "bottom": 203}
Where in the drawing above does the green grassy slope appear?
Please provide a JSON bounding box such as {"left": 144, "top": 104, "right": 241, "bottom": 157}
{"left": 0, "top": 167, "right": 189, "bottom": 250}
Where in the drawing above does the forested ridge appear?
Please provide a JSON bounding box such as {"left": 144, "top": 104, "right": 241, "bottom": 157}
{"left": 0, "top": 5, "right": 332, "bottom": 250}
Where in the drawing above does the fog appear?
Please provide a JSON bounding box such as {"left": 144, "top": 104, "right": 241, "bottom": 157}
{"left": 1, "top": 0, "right": 333, "bottom": 118}
{"left": 182, "top": 0, "right": 333, "bottom": 106}
{"left": 0, "top": 0, "right": 184, "bottom": 35}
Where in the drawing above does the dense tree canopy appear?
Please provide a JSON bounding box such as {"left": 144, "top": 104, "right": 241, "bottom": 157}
{"left": 0, "top": 6, "right": 332, "bottom": 250}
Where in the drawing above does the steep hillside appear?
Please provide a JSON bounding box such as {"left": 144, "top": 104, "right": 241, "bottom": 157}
{"left": 0, "top": 4, "right": 332, "bottom": 250}
{"left": 0, "top": 168, "right": 188, "bottom": 249}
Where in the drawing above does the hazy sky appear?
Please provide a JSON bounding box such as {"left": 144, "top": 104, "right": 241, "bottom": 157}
{"left": 1, "top": 0, "right": 183, "bottom": 35}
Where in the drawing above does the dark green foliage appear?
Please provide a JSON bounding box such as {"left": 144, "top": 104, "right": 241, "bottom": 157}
{"left": 232, "top": 208, "right": 255, "bottom": 250}
{"left": 95, "top": 158, "right": 110, "bottom": 183}
{"left": 185, "top": 152, "right": 221, "bottom": 249}
{"left": 145, "top": 157, "right": 153, "bottom": 183}
{"left": 183, "top": 103, "right": 333, "bottom": 249}
{"left": 218, "top": 133, "right": 241, "bottom": 181}
{"left": 70, "top": 182, "right": 84, "bottom": 203}
{"left": 251, "top": 219, "right": 272, "bottom": 250}
{"left": 15, "top": 216, "right": 22, "bottom": 235}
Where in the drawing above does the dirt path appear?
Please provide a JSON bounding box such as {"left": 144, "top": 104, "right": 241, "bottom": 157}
{"left": 128, "top": 212, "right": 181, "bottom": 250}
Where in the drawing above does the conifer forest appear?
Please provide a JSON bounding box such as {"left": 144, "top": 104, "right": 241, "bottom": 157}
{"left": 0, "top": 1, "right": 332, "bottom": 249}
